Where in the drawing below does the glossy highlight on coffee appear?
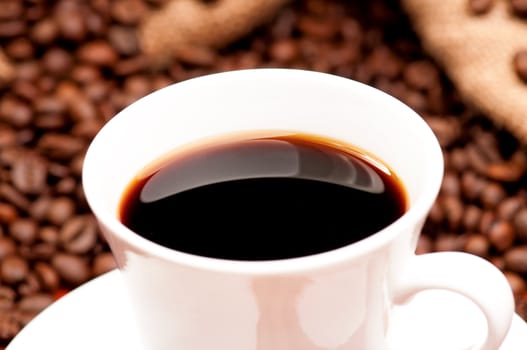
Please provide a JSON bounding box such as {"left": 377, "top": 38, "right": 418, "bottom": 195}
{"left": 119, "top": 133, "right": 407, "bottom": 260}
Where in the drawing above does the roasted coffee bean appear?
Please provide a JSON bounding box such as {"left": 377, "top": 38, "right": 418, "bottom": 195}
{"left": 468, "top": 0, "right": 494, "bottom": 15}
{"left": 440, "top": 171, "right": 461, "bottom": 196}
{"left": 30, "top": 18, "right": 59, "bottom": 46}
{"left": 0, "top": 203, "right": 18, "bottom": 224}
{"left": 513, "top": 50, "right": 527, "bottom": 83}
{"left": 504, "top": 246, "right": 527, "bottom": 274}
{"left": 38, "top": 226, "right": 59, "bottom": 245}
{"left": 108, "top": 26, "right": 139, "bottom": 56}
{"left": 77, "top": 41, "right": 119, "bottom": 67}
{"left": 464, "top": 234, "right": 489, "bottom": 257}
{"left": 269, "top": 38, "right": 300, "bottom": 63}
{"left": 461, "top": 171, "right": 486, "bottom": 200}
{"left": 435, "top": 233, "right": 466, "bottom": 252}
{"left": 18, "top": 272, "right": 41, "bottom": 296}
{"left": 110, "top": 0, "right": 147, "bottom": 25}
{"left": 441, "top": 195, "right": 464, "bottom": 230}
{"left": 1, "top": 255, "right": 29, "bottom": 285}
{"left": 497, "top": 196, "right": 524, "bottom": 220}
{"left": 0, "top": 237, "right": 16, "bottom": 260}
{"left": 504, "top": 271, "right": 526, "bottom": 297}
{"left": 462, "top": 205, "right": 482, "bottom": 231}
{"left": 0, "top": 1, "right": 23, "bottom": 20}
{"left": 34, "top": 262, "right": 59, "bottom": 292}
{"left": 17, "top": 294, "right": 53, "bottom": 314}
{"left": 485, "top": 161, "right": 524, "bottom": 182}
{"left": 480, "top": 182, "right": 507, "bottom": 208}
{"left": 92, "top": 252, "right": 117, "bottom": 276}
{"left": 60, "top": 215, "right": 97, "bottom": 254}
{"left": 46, "top": 197, "right": 75, "bottom": 226}
{"left": 55, "top": 2, "right": 87, "bottom": 42}
{"left": 0, "top": 96, "right": 33, "bottom": 128}
{"left": 37, "top": 133, "right": 85, "bottom": 160}
{"left": 0, "top": 312, "right": 20, "bottom": 340}
{"left": 487, "top": 220, "right": 515, "bottom": 252}
{"left": 10, "top": 154, "right": 47, "bottom": 195}
{"left": 0, "top": 286, "right": 15, "bottom": 310}
{"left": 42, "top": 48, "right": 74, "bottom": 76}
{"left": 52, "top": 253, "right": 90, "bottom": 285}
{"left": 403, "top": 60, "right": 440, "bottom": 91}
{"left": 510, "top": 0, "right": 527, "bottom": 16}
{"left": 9, "top": 219, "right": 38, "bottom": 245}
{"left": 5, "top": 38, "right": 34, "bottom": 61}
{"left": 0, "top": 184, "right": 30, "bottom": 211}
{"left": 514, "top": 208, "right": 527, "bottom": 242}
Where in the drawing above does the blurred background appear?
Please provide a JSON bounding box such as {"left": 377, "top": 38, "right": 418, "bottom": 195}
{"left": 0, "top": 0, "right": 526, "bottom": 346}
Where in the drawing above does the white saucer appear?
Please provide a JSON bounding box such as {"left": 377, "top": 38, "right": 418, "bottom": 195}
{"left": 7, "top": 270, "right": 527, "bottom": 350}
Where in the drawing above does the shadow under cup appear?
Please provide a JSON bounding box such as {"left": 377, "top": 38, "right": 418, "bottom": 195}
{"left": 82, "top": 69, "right": 445, "bottom": 349}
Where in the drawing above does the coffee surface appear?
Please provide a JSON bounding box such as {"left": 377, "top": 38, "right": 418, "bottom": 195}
{"left": 119, "top": 134, "right": 407, "bottom": 260}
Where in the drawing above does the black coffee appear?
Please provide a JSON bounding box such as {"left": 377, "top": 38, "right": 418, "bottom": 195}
{"left": 119, "top": 133, "right": 407, "bottom": 260}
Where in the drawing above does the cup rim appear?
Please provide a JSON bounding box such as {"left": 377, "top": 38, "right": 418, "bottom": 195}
{"left": 83, "top": 68, "right": 444, "bottom": 275}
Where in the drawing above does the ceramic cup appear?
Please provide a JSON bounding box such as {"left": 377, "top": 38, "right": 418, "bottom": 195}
{"left": 83, "top": 69, "right": 514, "bottom": 350}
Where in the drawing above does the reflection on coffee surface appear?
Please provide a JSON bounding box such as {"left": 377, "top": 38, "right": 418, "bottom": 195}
{"left": 119, "top": 133, "right": 407, "bottom": 260}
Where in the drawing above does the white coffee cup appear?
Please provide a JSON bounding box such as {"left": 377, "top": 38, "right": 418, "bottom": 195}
{"left": 83, "top": 69, "right": 514, "bottom": 350}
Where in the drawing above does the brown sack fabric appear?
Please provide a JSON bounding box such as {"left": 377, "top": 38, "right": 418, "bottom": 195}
{"left": 401, "top": 0, "right": 527, "bottom": 142}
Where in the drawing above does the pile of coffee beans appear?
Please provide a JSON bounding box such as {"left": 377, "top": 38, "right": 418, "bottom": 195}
{"left": 0, "top": 0, "right": 526, "bottom": 345}
{"left": 467, "top": 0, "right": 527, "bottom": 82}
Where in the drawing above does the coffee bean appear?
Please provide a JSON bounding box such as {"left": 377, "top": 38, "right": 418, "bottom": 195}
{"left": 92, "top": 252, "right": 117, "bottom": 276}
{"left": 0, "top": 312, "right": 21, "bottom": 340}
{"left": 487, "top": 220, "right": 515, "bottom": 252}
{"left": 435, "top": 233, "right": 466, "bottom": 252}
{"left": 0, "top": 1, "right": 23, "bottom": 20}
{"left": 505, "top": 246, "right": 527, "bottom": 274}
{"left": 34, "top": 262, "right": 59, "bottom": 292}
{"left": 461, "top": 171, "right": 486, "bottom": 200}
{"left": 5, "top": 38, "right": 35, "bottom": 61}
{"left": 9, "top": 219, "right": 37, "bottom": 245}
{"left": 424, "top": 116, "right": 461, "bottom": 147}
{"left": 479, "top": 210, "right": 497, "bottom": 234}
{"left": 449, "top": 148, "right": 469, "bottom": 173}
{"left": 52, "top": 253, "right": 90, "bottom": 285}
{"left": 30, "top": 18, "right": 59, "bottom": 46}
{"left": 60, "top": 215, "right": 97, "bottom": 254}
{"left": 513, "top": 50, "right": 527, "bottom": 83}
{"left": 108, "top": 25, "right": 139, "bottom": 56}
{"left": 38, "top": 226, "right": 59, "bottom": 244}
{"left": 403, "top": 60, "right": 440, "bottom": 91}
{"left": 462, "top": 205, "right": 482, "bottom": 231}
{"left": 37, "top": 133, "right": 85, "bottom": 160}
{"left": 1, "top": 255, "right": 29, "bottom": 285}
{"left": 0, "top": 286, "right": 15, "bottom": 310}
{"left": 510, "top": 0, "right": 527, "bottom": 16}
{"left": 441, "top": 195, "right": 464, "bottom": 230}
{"left": 497, "top": 196, "right": 524, "bottom": 220}
{"left": 269, "top": 38, "right": 300, "bottom": 63}
{"left": 485, "top": 161, "right": 524, "bottom": 182}
{"left": 468, "top": 0, "right": 494, "bottom": 15}
{"left": 42, "top": 48, "right": 74, "bottom": 76}
{"left": 0, "top": 184, "right": 30, "bottom": 211}
{"left": 17, "top": 294, "right": 53, "bottom": 314}
{"left": 77, "top": 41, "right": 119, "bottom": 67}
{"left": 464, "top": 234, "right": 489, "bottom": 257}
{"left": 504, "top": 271, "right": 527, "bottom": 297}
{"left": 514, "top": 208, "right": 527, "bottom": 242}
{"left": 110, "top": 0, "right": 147, "bottom": 25}
{"left": 0, "top": 203, "right": 18, "bottom": 224}
{"left": 0, "top": 237, "right": 16, "bottom": 260}
{"left": 480, "top": 182, "right": 507, "bottom": 208}
{"left": 55, "top": 2, "right": 88, "bottom": 42}
{"left": 46, "top": 197, "right": 75, "bottom": 226}
{"left": 0, "top": 96, "right": 33, "bottom": 128}
{"left": 441, "top": 171, "right": 461, "bottom": 196}
{"left": 10, "top": 154, "right": 47, "bottom": 195}
{"left": 17, "top": 272, "right": 41, "bottom": 296}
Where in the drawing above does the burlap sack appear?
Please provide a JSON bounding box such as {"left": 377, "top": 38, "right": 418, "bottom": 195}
{"left": 401, "top": 0, "right": 527, "bottom": 143}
